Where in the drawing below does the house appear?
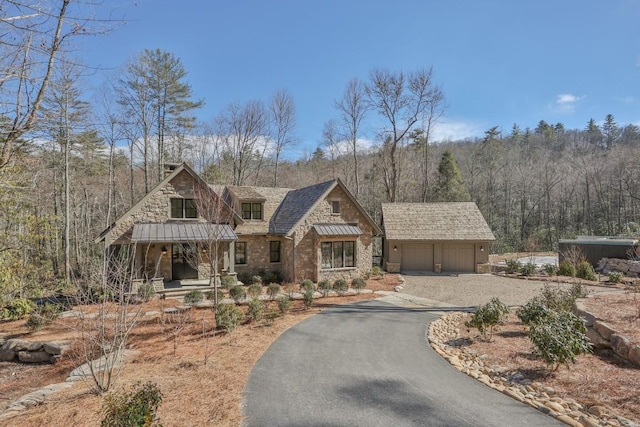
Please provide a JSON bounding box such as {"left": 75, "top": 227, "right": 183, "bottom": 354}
{"left": 381, "top": 202, "right": 494, "bottom": 273}
{"left": 96, "top": 163, "right": 381, "bottom": 286}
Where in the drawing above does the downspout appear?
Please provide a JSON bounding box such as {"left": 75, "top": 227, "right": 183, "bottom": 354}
{"left": 285, "top": 232, "right": 295, "bottom": 282}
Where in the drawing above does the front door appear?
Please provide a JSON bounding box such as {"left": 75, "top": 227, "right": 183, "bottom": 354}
{"left": 172, "top": 243, "right": 199, "bottom": 280}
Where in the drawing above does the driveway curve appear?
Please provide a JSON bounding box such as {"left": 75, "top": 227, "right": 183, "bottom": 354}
{"left": 242, "top": 296, "right": 563, "bottom": 426}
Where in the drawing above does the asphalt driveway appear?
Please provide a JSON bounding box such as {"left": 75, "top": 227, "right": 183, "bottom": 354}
{"left": 242, "top": 296, "right": 563, "bottom": 426}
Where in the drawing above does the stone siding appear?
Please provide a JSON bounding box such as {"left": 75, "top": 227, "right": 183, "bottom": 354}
{"left": 292, "top": 187, "right": 374, "bottom": 283}
{"left": 234, "top": 235, "right": 284, "bottom": 281}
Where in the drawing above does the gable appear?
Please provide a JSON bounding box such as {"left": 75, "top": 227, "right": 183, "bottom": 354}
{"left": 382, "top": 202, "right": 494, "bottom": 241}
{"left": 96, "top": 163, "right": 238, "bottom": 245}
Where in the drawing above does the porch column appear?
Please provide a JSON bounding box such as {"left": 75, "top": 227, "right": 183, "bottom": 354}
{"left": 228, "top": 241, "right": 235, "bottom": 274}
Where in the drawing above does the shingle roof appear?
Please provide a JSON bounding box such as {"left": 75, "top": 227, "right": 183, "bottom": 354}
{"left": 229, "top": 186, "right": 291, "bottom": 235}
{"left": 270, "top": 180, "right": 337, "bottom": 235}
{"left": 132, "top": 223, "right": 237, "bottom": 242}
{"left": 382, "top": 202, "right": 495, "bottom": 241}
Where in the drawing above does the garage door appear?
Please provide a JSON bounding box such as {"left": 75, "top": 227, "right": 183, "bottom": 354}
{"left": 401, "top": 243, "right": 434, "bottom": 271}
{"left": 442, "top": 244, "right": 475, "bottom": 272}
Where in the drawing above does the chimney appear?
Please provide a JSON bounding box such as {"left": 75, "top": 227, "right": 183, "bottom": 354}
{"left": 164, "top": 162, "right": 181, "bottom": 177}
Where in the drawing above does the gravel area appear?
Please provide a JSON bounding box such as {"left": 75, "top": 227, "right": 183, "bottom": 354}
{"left": 399, "top": 273, "right": 621, "bottom": 308}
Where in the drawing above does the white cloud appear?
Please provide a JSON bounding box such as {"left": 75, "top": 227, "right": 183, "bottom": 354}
{"left": 550, "top": 93, "right": 584, "bottom": 114}
{"left": 431, "top": 121, "right": 484, "bottom": 142}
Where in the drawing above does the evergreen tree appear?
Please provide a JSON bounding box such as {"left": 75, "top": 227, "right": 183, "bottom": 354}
{"left": 432, "top": 150, "right": 470, "bottom": 202}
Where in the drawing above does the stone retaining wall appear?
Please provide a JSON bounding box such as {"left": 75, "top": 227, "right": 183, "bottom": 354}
{"left": 572, "top": 299, "right": 640, "bottom": 367}
{"left": 597, "top": 258, "right": 640, "bottom": 277}
{"left": 0, "top": 339, "right": 69, "bottom": 364}
{"left": 429, "top": 313, "right": 639, "bottom": 427}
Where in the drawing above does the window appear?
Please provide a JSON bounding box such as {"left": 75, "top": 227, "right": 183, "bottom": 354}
{"left": 270, "top": 241, "right": 281, "bottom": 263}
{"left": 321, "top": 241, "right": 355, "bottom": 269}
{"left": 241, "top": 202, "right": 263, "bottom": 220}
{"left": 331, "top": 201, "right": 340, "bottom": 214}
{"left": 170, "top": 198, "right": 197, "bottom": 219}
{"left": 235, "top": 242, "right": 247, "bottom": 264}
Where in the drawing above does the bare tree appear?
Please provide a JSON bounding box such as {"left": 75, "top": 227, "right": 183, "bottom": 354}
{"left": 215, "top": 100, "right": 268, "bottom": 186}
{"left": 322, "top": 119, "right": 341, "bottom": 180}
{"left": 365, "top": 67, "right": 441, "bottom": 202}
{"left": 269, "top": 89, "right": 297, "bottom": 187}
{"left": 0, "top": 0, "right": 112, "bottom": 169}
{"left": 335, "top": 78, "right": 368, "bottom": 198}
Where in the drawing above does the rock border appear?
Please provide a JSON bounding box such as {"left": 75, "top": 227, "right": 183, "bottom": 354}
{"left": 428, "top": 312, "right": 639, "bottom": 427}
{"left": 572, "top": 299, "right": 640, "bottom": 367}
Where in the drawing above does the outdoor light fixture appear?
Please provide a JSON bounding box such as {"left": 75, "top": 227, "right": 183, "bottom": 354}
{"left": 161, "top": 246, "right": 167, "bottom": 254}
{"left": 393, "top": 245, "right": 398, "bottom": 251}
{"left": 480, "top": 245, "right": 484, "bottom": 252}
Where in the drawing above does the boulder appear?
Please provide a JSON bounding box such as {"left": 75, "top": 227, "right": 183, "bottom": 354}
{"left": 18, "top": 350, "right": 52, "bottom": 363}
{"left": 0, "top": 347, "right": 16, "bottom": 361}
{"left": 593, "top": 321, "right": 617, "bottom": 341}
{"left": 611, "top": 334, "right": 632, "bottom": 359}
{"left": 629, "top": 345, "right": 640, "bottom": 367}
{"left": 572, "top": 300, "right": 597, "bottom": 327}
{"left": 43, "top": 341, "right": 69, "bottom": 356}
{"left": 586, "top": 327, "right": 611, "bottom": 349}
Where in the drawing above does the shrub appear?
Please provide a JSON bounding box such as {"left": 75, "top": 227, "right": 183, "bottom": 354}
{"left": 220, "top": 275, "right": 237, "bottom": 290}
{"left": 278, "top": 296, "right": 292, "bottom": 314}
{"left": 303, "top": 290, "right": 314, "bottom": 309}
{"left": 183, "top": 290, "right": 203, "bottom": 305}
{"left": 283, "top": 282, "right": 296, "bottom": 298}
{"left": 519, "top": 262, "right": 536, "bottom": 276}
{"left": 333, "top": 279, "right": 348, "bottom": 294}
{"left": 0, "top": 298, "right": 36, "bottom": 320}
{"left": 543, "top": 264, "right": 558, "bottom": 276}
{"left": 528, "top": 310, "right": 592, "bottom": 371}
{"left": 215, "top": 303, "right": 243, "bottom": 332}
{"left": 299, "top": 279, "right": 315, "bottom": 292}
{"left": 351, "top": 277, "right": 367, "bottom": 294}
{"left": 464, "top": 297, "right": 509, "bottom": 340}
{"left": 505, "top": 259, "right": 522, "bottom": 274}
{"left": 576, "top": 261, "right": 596, "bottom": 281}
{"left": 539, "top": 283, "right": 588, "bottom": 313}
{"left": 137, "top": 282, "right": 156, "bottom": 302}
{"left": 608, "top": 271, "right": 623, "bottom": 283}
{"left": 247, "top": 283, "right": 263, "bottom": 298}
{"left": 25, "top": 303, "right": 62, "bottom": 331}
{"left": 517, "top": 299, "right": 552, "bottom": 327}
{"left": 263, "top": 270, "right": 283, "bottom": 284}
{"left": 558, "top": 259, "right": 576, "bottom": 277}
{"left": 247, "top": 297, "right": 265, "bottom": 322}
{"left": 206, "top": 289, "right": 224, "bottom": 302}
{"left": 250, "top": 275, "right": 263, "bottom": 285}
{"left": 267, "top": 283, "right": 281, "bottom": 300}
{"left": 266, "top": 308, "right": 279, "bottom": 325}
{"left": 317, "top": 280, "right": 332, "bottom": 297}
{"left": 370, "top": 266, "right": 383, "bottom": 278}
{"left": 101, "top": 381, "right": 163, "bottom": 427}
{"left": 229, "top": 285, "right": 246, "bottom": 303}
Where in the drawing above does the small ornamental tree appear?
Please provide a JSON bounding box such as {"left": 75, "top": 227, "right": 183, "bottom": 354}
{"left": 247, "top": 297, "right": 265, "bottom": 322}
{"left": 247, "top": 283, "right": 263, "bottom": 298}
{"left": 464, "top": 297, "right": 509, "bottom": 340}
{"left": 229, "top": 285, "right": 246, "bottom": 303}
{"left": 351, "top": 277, "right": 367, "bottom": 294}
{"left": 278, "top": 296, "right": 292, "bottom": 314}
{"left": 215, "top": 303, "right": 243, "bottom": 333}
{"left": 267, "top": 283, "right": 281, "bottom": 300}
{"left": 528, "top": 310, "right": 592, "bottom": 371}
{"left": 299, "top": 280, "right": 315, "bottom": 292}
{"left": 317, "top": 280, "right": 332, "bottom": 297}
{"left": 303, "top": 290, "right": 314, "bottom": 309}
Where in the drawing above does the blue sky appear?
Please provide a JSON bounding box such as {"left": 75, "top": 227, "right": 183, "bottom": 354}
{"left": 82, "top": 0, "right": 640, "bottom": 158}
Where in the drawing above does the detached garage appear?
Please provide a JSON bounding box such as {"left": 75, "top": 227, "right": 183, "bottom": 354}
{"left": 381, "top": 202, "right": 495, "bottom": 274}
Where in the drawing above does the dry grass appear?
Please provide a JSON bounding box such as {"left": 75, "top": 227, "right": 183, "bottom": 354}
{"left": 454, "top": 297, "right": 640, "bottom": 423}
{"left": 0, "top": 275, "right": 398, "bottom": 426}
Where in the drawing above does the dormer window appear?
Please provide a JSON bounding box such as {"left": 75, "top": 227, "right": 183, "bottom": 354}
{"left": 331, "top": 201, "right": 340, "bottom": 214}
{"left": 241, "top": 202, "right": 263, "bottom": 220}
{"left": 171, "top": 198, "right": 197, "bottom": 219}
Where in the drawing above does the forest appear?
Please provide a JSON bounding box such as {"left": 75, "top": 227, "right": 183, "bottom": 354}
{"left": 2, "top": 1, "right": 640, "bottom": 300}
